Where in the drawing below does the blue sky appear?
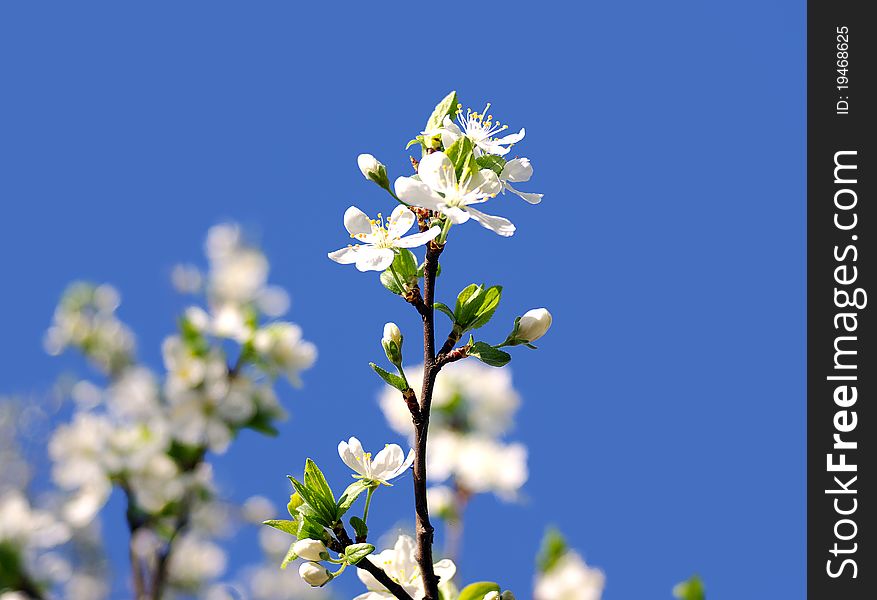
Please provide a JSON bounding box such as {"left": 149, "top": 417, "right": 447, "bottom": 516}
{"left": 1, "top": 1, "right": 805, "bottom": 598}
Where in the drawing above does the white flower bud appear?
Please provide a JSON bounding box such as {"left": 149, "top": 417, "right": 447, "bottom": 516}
{"left": 381, "top": 322, "right": 403, "bottom": 365}
{"left": 299, "top": 561, "right": 332, "bottom": 587}
{"left": 516, "top": 308, "right": 552, "bottom": 343}
{"left": 383, "top": 322, "right": 402, "bottom": 346}
{"left": 357, "top": 154, "right": 389, "bottom": 189}
{"left": 292, "top": 538, "right": 328, "bottom": 562}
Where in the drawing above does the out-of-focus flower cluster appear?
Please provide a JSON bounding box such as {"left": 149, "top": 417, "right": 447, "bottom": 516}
{"left": 379, "top": 361, "right": 527, "bottom": 505}
{"left": 534, "top": 529, "right": 604, "bottom": 600}
{"left": 23, "top": 223, "right": 317, "bottom": 598}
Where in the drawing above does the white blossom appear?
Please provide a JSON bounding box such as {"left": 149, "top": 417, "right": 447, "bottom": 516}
{"left": 427, "top": 104, "right": 525, "bottom": 157}
{"left": 534, "top": 552, "right": 605, "bottom": 600}
{"left": 338, "top": 437, "right": 414, "bottom": 485}
{"left": 0, "top": 491, "right": 71, "bottom": 550}
{"left": 394, "top": 151, "right": 514, "bottom": 236}
{"left": 253, "top": 322, "right": 318, "bottom": 386}
{"left": 354, "top": 535, "right": 456, "bottom": 600}
{"left": 328, "top": 205, "right": 440, "bottom": 272}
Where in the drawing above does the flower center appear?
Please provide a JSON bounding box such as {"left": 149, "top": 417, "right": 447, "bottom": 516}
{"left": 456, "top": 103, "right": 508, "bottom": 143}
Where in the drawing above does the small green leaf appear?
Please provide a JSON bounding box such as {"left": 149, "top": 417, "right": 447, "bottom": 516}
{"left": 475, "top": 154, "right": 507, "bottom": 176}
{"left": 434, "top": 302, "right": 455, "bottom": 323}
{"left": 425, "top": 90, "right": 458, "bottom": 133}
{"left": 337, "top": 480, "right": 369, "bottom": 517}
{"left": 454, "top": 284, "right": 481, "bottom": 322}
{"left": 537, "top": 528, "right": 568, "bottom": 574}
{"left": 296, "top": 514, "right": 327, "bottom": 541}
{"left": 468, "top": 285, "right": 502, "bottom": 330}
{"left": 673, "top": 575, "right": 705, "bottom": 600}
{"left": 468, "top": 342, "right": 511, "bottom": 367}
{"left": 304, "top": 459, "right": 336, "bottom": 509}
{"left": 280, "top": 542, "right": 298, "bottom": 569}
{"left": 406, "top": 135, "right": 424, "bottom": 150}
{"left": 263, "top": 519, "right": 298, "bottom": 535}
{"left": 350, "top": 516, "right": 369, "bottom": 540}
{"left": 458, "top": 582, "right": 501, "bottom": 600}
{"left": 445, "top": 136, "right": 474, "bottom": 179}
{"left": 344, "top": 543, "right": 376, "bottom": 565}
{"left": 370, "top": 363, "right": 408, "bottom": 391}
{"left": 380, "top": 250, "right": 419, "bottom": 295}
{"left": 287, "top": 493, "right": 304, "bottom": 517}
{"left": 287, "top": 475, "right": 333, "bottom": 525}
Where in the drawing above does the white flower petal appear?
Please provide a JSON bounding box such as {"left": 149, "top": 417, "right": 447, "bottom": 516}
{"left": 328, "top": 245, "right": 359, "bottom": 264}
{"left": 418, "top": 152, "right": 457, "bottom": 195}
{"left": 354, "top": 247, "right": 395, "bottom": 272}
{"left": 395, "top": 227, "right": 441, "bottom": 249}
{"left": 387, "top": 205, "right": 415, "bottom": 238}
{"left": 339, "top": 438, "right": 367, "bottom": 477}
{"left": 494, "top": 127, "right": 526, "bottom": 146}
{"left": 504, "top": 182, "right": 543, "bottom": 204}
{"left": 395, "top": 177, "right": 443, "bottom": 210}
{"left": 433, "top": 558, "right": 457, "bottom": 582}
{"left": 474, "top": 169, "right": 502, "bottom": 196}
{"left": 501, "top": 158, "right": 533, "bottom": 182}
{"left": 443, "top": 206, "right": 471, "bottom": 224}
{"left": 371, "top": 444, "right": 404, "bottom": 480}
{"left": 465, "top": 206, "right": 515, "bottom": 236}
{"left": 344, "top": 206, "right": 373, "bottom": 236}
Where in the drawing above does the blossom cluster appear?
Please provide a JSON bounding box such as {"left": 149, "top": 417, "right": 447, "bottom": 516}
{"left": 33, "top": 223, "right": 316, "bottom": 598}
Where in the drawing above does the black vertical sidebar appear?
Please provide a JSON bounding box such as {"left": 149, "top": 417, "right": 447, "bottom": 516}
{"left": 808, "top": 1, "right": 874, "bottom": 598}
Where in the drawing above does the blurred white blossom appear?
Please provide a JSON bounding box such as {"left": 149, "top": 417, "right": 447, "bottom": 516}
{"left": 534, "top": 552, "right": 605, "bottom": 600}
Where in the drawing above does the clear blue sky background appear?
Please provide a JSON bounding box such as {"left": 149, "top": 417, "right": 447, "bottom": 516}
{"left": 1, "top": 1, "right": 805, "bottom": 598}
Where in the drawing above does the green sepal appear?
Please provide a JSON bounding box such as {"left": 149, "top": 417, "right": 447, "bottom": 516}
{"left": 350, "top": 516, "right": 369, "bottom": 540}
{"left": 458, "top": 582, "right": 501, "bottom": 600}
{"left": 468, "top": 341, "right": 511, "bottom": 367}
{"left": 370, "top": 362, "right": 408, "bottom": 391}
{"left": 344, "top": 543, "right": 376, "bottom": 565}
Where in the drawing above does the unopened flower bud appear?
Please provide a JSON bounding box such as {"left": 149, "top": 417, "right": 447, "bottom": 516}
{"left": 292, "top": 538, "right": 329, "bottom": 562}
{"left": 381, "top": 322, "right": 403, "bottom": 365}
{"left": 357, "top": 154, "right": 389, "bottom": 189}
{"left": 299, "top": 561, "right": 332, "bottom": 587}
{"left": 516, "top": 308, "right": 552, "bottom": 343}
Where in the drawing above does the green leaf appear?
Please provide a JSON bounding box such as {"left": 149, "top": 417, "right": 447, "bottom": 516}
{"left": 406, "top": 135, "right": 424, "bottom": 150}
{"left": 475, "top": 154, "right": 507, "bottom": 176}
{"left": 287, "top": 475, "right": 334, "bottom": 525}
{"left": 454, "top": 284, "right": 481, "bottom": 321}
{"left": 344, "top": 543, "right": 376, "bottom": 565}
{"left": 468, "top": 285, "right": 502, "bottom": 330}
{"left": 263, "top": 519, "right": 298, "bottom": 535}
{"left": 296, "top": 514, "right": 327, "bottom": 541}
{"left": 304, "top": 458, "right": 336, "bottom": 509}
{"left": 434, "top": 302, "right": 456, "bottom": 323}
{"left": 280, "top": 542, "right": 298, "bottom": 569}
{"left": 445, "top": 136, "right": 474, "bottom": 179}
{"left": 350, "top": 516, "right": 369, "bottom": 540}
{"left": 370, "top": 362, "right": 408, "bottom": 391}
{"left": 537, "top": 528, "right": 568, "bottom": 574}
{"left": 425, "top": 90, "right": 458, "bottom": 133}
{"left": 458, "top": 582, "right": 501, "bottom": 600}
{"left": 337, "top": 480, "right": 369, "bottom": 517}
{"left": 468, "top": 342, "right": 511, "bottom": 367}
{"left": 380, "top": 250, "right": 419, "bottom": 295}
{"left": 673, "top": 575, "right": 705, "bottom": 600}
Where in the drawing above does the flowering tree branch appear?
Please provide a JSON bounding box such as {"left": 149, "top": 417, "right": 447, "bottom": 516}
{"left": 410, "top": 240, "right": 445, "bottom": 600}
